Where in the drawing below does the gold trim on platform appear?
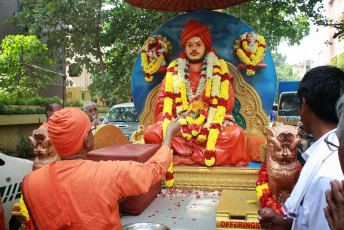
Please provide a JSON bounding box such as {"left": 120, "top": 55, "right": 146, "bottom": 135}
{"left": 162, "top": 166, "right": 260, "bottom": 191}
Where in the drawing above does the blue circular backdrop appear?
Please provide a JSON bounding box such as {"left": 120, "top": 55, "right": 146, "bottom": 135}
{"left": 131, "top": 9, "right": 277, "bottom": 117}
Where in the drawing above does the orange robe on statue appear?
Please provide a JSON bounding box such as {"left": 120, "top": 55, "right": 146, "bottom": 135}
{"left": 144, "top": 69, "right": 249, "bottom": 166}
{"left": 21, "top": 145, "right": 171, "bottom": 230}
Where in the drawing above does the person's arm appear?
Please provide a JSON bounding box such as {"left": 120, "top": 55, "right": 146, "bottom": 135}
{"left": 324, "top": 180, "right": 344, "bottom": 230}
{"left": 112, "top": 120, "right": 181, "bottom": 198}
{"left": 258, "top": 208, "right": 293, "bottom": 230}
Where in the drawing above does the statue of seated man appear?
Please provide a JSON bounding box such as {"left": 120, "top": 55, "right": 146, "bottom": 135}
{"left": 144, "top": 20, "right": 249, "bottom": 167}
{"left": 141, "top": 35, "right": 167, "bottom": 81}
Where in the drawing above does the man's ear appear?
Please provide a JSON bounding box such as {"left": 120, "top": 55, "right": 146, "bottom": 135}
{"left": 301, "top": 98, "right": 310, "bottom": 112}
{"left": 47, "top": 111, "right": 53, "bottom": 118}
{"left": 84, "top": 132, "right": 91, "bottom": 150}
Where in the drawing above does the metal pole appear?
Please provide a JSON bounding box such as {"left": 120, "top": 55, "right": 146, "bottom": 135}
{"left": 62, "top": 44, "right": 66, "bottom": 108}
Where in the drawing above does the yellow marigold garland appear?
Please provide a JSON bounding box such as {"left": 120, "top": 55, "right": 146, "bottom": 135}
{"left": 19, "top": 195, "right": 30, "bottom": 221}
{"left": 141, "top": 42, "right": 167, "bottom": 81}
{"left": 162, "top": 50, "right": 230, "bottom": 180}
{"left": 233, "top": 33, "right": 266, "bottom": 76}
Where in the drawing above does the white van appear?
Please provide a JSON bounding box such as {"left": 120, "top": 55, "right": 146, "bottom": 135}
{"left": 0, "top": 153, "right": 33, "bottom": 227}
{"left": 102, "top": 103, "right": 139, "bottom": 140}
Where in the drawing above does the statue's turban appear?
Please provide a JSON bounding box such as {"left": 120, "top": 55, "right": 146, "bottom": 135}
{"left": 48, "top": 107, "right": 91, "bottom": 158}
{"left": 181, "top": 20, "right": 212, "bottom": 50}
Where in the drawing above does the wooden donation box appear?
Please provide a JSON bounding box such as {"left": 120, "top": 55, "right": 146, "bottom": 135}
{"left": 87, "top": 144, "right": 162, "bottom": 215}
{"left": 216, "top": 190, "right": 262, "bottom": 230}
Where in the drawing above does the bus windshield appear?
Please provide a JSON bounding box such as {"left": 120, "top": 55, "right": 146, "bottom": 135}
{"left": 278, "top": 92, "right": 299, "bottom": 116}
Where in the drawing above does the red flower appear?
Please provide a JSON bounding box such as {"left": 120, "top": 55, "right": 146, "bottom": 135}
{"left": 179, "top": 52, "right": 186, "bottom": 59}
{"left": 210, "top": 123, "right": 221, "bottom": 130}
{"left": 205, "top": 150, "right": 215, "bottom": 159}
{"left": 166, "top": 172, "right": 174, "bottom": 180}
{"left": 162, "top": 112, "right": 172, "bottom": 121}
{"left": 221, "top": 73, "right": 230, "bottom": 82}
{"left": 190, "top": 123, "right": 199, "bottom": 131}
{"left": 182, "top": 125, "right": 191, "bottom": 134}
{"left": 218, "top": 98, "right": 227, "bottom": 107}
{"left": 199, "top": 128, "right": 209, "bottom": 136}
{"left": 164, "top": 91, "right": 174, "bottom": 98}
{"left": 174, "top": 92, "right": 181, "bottom": 98}
{"left": 209, "top": 49, "right": 216, "bottom": 55}
{"left": 167, "top": 67, "right": 174, "bottom": 72}
{"left": 200, "top": 110, "right": 208, "bottom": 117}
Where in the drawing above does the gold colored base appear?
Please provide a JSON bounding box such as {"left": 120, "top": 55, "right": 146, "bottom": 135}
{"left": 216, "top": 190, "right": 262, "bottom": 230}
{"left": 162, "top": 166, "right": 260, "bottom": 191}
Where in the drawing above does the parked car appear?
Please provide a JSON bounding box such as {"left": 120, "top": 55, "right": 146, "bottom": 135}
{"left": 102, "top": 102, "right": 140, "bottom": 141}
{"left": 0, "top": 152, "right": 33, "bottom": 227}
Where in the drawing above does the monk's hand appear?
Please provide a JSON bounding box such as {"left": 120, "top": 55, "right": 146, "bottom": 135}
{"left": 166, "top": 119, "right": 182, "bottom": 137}
{"left": 324, "top": 180, "right": 344, "bottom": 230}
{"left": 162, "top": 119, "right": 182, "bottom": 148}
{"left": 258, "top": 208, "right": 292, "bottom": 230}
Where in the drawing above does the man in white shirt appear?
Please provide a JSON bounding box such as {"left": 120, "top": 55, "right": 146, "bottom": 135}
{"left": 258, "top": 65, "right": 344, "bottom": 230}
{"left": 324, "top": 94, "right": 344, "bottom": 230}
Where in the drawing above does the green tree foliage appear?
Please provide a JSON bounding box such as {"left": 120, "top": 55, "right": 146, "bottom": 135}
{"left": 0, "top": 35, "right": 58, "bottom": 98}
{"left": 89, "top": 3, "right": 179, "bottom": 104}
{"left": 7, "top": 0, "right": 325, "bottom": 103}
{"left": 225, "top": 0, "right": 325, "bottom": 50}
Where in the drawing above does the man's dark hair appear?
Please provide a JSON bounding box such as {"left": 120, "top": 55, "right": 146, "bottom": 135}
{"left": 297, "top": 65, "right": 344, "bottom": 123}
{"left": 45, "top": 103, "right": 60, "bottom": 119}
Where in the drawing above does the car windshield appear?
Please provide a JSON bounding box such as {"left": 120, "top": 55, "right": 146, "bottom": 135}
{"left": 108, "top": 106, "right": 139, "bottom": 122}
{"left": 278, "top": 93, "right": 299, "bottom": 116}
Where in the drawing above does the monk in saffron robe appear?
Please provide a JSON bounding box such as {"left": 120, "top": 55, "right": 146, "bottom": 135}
{"left": 144, "top": 20, "right": 249, "bottom": 167}
{"left": 21, "top": 107, "right": 181, "bottom": 229}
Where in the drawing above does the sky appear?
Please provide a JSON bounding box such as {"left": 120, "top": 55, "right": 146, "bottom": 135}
{"left": 278, "top": 1, "right": 330, "bottom": 65}
{"left": 278, "top": 23, "right": 329, "bottom": 65}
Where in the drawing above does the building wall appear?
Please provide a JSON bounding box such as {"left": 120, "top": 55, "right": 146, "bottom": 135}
{"left": 317, "top": 0, "right": 344, "bottom": 66}
{"left": 0, "top": 0, "right": 18, "bottom": 42}
{"left": 66, "top": 87, "right": 106, "bottom": 106}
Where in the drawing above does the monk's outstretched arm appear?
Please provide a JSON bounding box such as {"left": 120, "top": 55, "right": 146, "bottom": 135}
{"left": 112, "top": 120, "right": 181, "bottom": 197}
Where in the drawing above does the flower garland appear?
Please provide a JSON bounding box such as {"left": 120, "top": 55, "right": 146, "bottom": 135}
{"left": 162, "top": 50, "right": 230, "bottom": 186}
{"left": 141, "top": 41, "right": 167, "bottom": 81}
{"left": 19, "top": 195, "right": 32, "bottom": 229}
{"left": 256, "top": 162, "right": 302, "bottom": 215}
{"left": 233, "top": 34, "right": 266, "bottom": 76}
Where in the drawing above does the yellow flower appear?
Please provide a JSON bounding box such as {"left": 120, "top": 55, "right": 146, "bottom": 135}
{"left": 141, "top": 51, "right": 166, "bottom": 78}
{"left": 165, "top": 179, "right": 174, "bottom": 187}
{"left": 19, "top": 195, "right": 30, "bottom": 221}
{"left": 205, "top": 157, "right": 215, "bottom": 166}
{"left": 197, "top": 134, "right": 207, "bottom": 142}
{"left": 256, "top": 183, "right": 269, "bottom": 200}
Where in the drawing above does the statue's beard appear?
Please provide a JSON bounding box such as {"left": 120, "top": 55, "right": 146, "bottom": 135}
{"left": 187, "top": 52, "right": 206, "bottom": 64}
{"left": 151, "top": 42, "right": 157, "bottom": 47}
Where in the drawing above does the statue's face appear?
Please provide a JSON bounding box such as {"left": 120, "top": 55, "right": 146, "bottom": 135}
{"left": 29, "top": 128, "right": 57, "bottom": 158}
{"left": 151, "top": 38, "right": 157, "bottom": 46}
{"left": 246, "top": 33, "right": 253, "bottom": 42}
{"left": 184, "top": 36, "right": 206, "bottom": 63}
{"left": 29, "top": 128, "right": 59, "bottom": 170}
{"left": 267, "top": 126, "right": 300, "bottom": 165}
